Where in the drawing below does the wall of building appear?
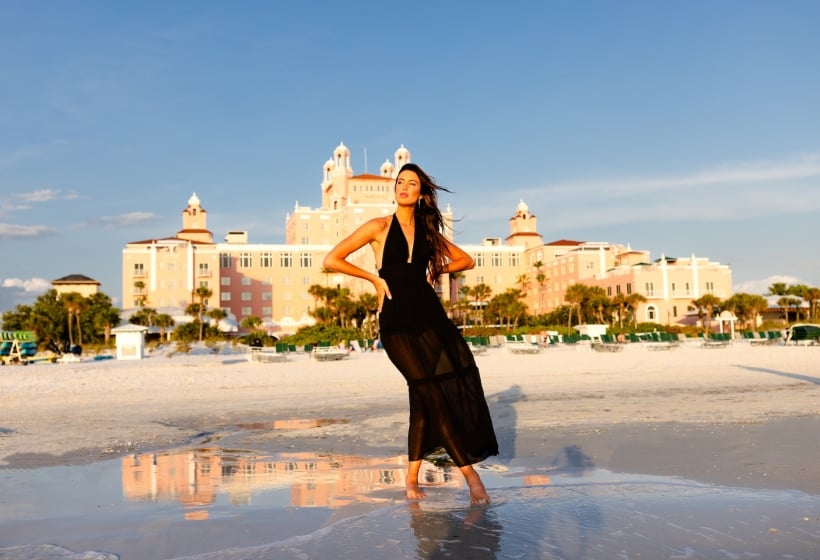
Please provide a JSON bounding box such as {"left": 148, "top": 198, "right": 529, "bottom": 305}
{"left": 122, "top": 142, "right": 734, "bottom": 331}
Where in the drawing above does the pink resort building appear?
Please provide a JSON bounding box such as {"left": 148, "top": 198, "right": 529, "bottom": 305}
{"left": 121, "top": 142, "right": 732, "bottom": 334}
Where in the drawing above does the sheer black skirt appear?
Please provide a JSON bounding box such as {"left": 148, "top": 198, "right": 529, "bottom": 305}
{"left": 381, "top": 322, "right": 499, "bottom": 467}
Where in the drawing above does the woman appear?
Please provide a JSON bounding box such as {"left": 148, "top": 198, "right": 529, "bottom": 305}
{"left": 323, "top": 163, "right": 499, "bottom": 505}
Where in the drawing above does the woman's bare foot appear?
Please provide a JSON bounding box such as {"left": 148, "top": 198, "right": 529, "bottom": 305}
{"left": 406, "top": 460, "right": 426, "bottom": 500}
{"left": 460, "top": 465, "right": 490, "bottom": 506}
{"left": 406, "top": 483, "right": 427, "bottom": 500}
{"left": 468, "top": 479, "right": 490, "bottom": 506}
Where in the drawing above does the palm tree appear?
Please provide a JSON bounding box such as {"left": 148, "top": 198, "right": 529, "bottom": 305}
{"left": 357, "top": 292, "right": 379, "bottom": 337}
{"left": 767, "top": 282, "right": 789, "bottom": 296}
{"left": 486, "top": 289, "right": 526, "bottom": 329}
{"left": 533, "top": 261, "right": 546, "bottom": 313}
{"left": 777, "top": 296, "right": 803, "bottom": 323}
{"left": 193, "top": 286, "right": 213, "bottom": 341}
{"left": 241, "top": 315, "right": 263, "bottom": 331}
{"left": 625, "top": 293, "right": 647, "bottom": 328}
{"left": 133, "top": 280, "right": 147, "bottom": 307}
{"left": 515, "top": 274, "right": 530, "bottom": 298}
{"left": 470, "top": 283, "right": 492, "bottom": 326}
{"left": 207, "top": 308, "right": 227, "bottom": 331}
{"left": 154, "top": 313, "right": 175, "bottom": 341}
{"left": 86, "top": 293, "right": 120, "bottom": 345}
{"left": 458, "top": 284, "right": 472, "bottom": 326}
{"left": 611, "top": 293, "right": 629, "bottom": 329}
{"left": 564, "top": 283, "right": 587, "bottom": 330}
{"left": 307, "top": 284, "right": 328, "bottom": 311}
{"left": 800, "top": 286, "right": 820, "bottom": 321}
{"left": 60, "top": 292, "right": 84, "bottom": 347}
{"left": 691, "top": 294, "right": 722, "bottom": 337}
{"left": 588, "top": 289, "right": 610, "bottom": 325}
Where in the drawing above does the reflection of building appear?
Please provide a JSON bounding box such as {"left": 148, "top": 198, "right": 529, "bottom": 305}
{"left": 122, "top": 142, "right": 733, "bottom": 330}
{"left": 121, "top": 444, "right": 463, "bottom": 520}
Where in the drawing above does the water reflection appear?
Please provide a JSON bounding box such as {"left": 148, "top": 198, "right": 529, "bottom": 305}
{"left": 121, "top": 448, "right": 465, "bottom": 520}
{"left": 409, "top": 503, "right": 503, "bottom": 559}
{"left": 121, "top": 448, "right": 559, "bottom": 522}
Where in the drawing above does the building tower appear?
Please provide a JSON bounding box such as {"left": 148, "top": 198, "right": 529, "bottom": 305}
{"left": 177, "top": 193, "right": 213, "bottom": 243}
{"left": 506, "top": 199, "right": 543, "bottom": 249}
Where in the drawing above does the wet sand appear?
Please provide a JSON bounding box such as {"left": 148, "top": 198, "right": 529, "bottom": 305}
{"left": 1, "top": 341, "right": 819, "bottom": 558}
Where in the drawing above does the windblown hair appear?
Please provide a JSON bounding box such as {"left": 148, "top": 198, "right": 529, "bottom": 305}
{"left": 396, "top": 163, "right": 453, "bottom": 284}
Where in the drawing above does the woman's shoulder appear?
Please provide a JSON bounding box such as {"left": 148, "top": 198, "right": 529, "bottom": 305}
{"left": 366, "top": 215, "right": 393, "bottom": 232}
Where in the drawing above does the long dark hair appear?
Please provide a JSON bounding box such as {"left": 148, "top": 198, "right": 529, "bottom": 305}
{"left": 396, "top": 163, "right": 452, "bottom": 283}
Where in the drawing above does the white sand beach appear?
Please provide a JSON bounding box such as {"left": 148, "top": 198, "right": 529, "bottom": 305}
{"left": 1, "top": 340, "right": 819, "bottom": 559}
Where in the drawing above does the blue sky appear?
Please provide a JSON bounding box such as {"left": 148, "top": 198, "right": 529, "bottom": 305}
{"left": 2, "top": 0, "right": 819, "bottom": 314}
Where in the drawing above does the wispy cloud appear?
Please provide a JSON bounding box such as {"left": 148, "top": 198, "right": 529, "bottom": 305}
{"left": 85, "top": 212, "right": 158, "bottom": 228}
{"left": 2, "top": 277, "right": 52, "bottom": 293}
{"left": 491, "top": 153, "right": 820, "bottom": 232}
{"left": 0, "top": 223, "right": 58, "bottom": 240}
{"left": 18, "top": 189, "right": 63, "bottom": 203}
{"left": 0, "top": 147, "right": 43, "bottom": 169}
{"left": 0, "top": 277, "right": 52, "bottom": 313}
{"left": 0, "top": 189, "right": 82, "bottom": 213}
{"left": 733, "top": 275, "right": 803, "bottom": 295}
{"left": 528, "top": 153, "right": 820, "bottom": 199}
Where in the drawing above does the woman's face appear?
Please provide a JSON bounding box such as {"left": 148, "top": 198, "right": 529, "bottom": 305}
{"left": 395, "top": 169, "right": 421, "bottom": 206}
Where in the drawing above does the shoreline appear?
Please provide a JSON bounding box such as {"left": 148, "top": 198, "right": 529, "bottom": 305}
{"left": 2, "top": 343, "right": 819, "bottom": 493}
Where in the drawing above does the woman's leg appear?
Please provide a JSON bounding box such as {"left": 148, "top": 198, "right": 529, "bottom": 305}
{"left": 459, "top": 464, "right": 490, "bottom": 505}
{"left": 406, "top": 459, "right": 426, "bottom": 499}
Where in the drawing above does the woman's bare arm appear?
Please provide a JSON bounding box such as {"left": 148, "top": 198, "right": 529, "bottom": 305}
{"left": 442, "top": 238, "right": 475, "bottom": 274}
{"left": 322, "top": 217, "right": 392, "bottom": 309}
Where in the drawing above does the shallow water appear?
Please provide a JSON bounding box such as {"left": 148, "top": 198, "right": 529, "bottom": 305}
{"left": 1, "top": 442, "right": 819, "bottom": 559}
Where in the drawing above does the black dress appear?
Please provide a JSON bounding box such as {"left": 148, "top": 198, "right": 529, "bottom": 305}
{"left": 378, "top": 214, "right": 499, "bottom": 467}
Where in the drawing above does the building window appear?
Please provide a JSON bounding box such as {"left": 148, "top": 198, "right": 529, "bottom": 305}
{"left": 262, "top": 306, "right": 272, "bottom": 317}
{"left": 241, "top": 277, "right": 252, "bottom": 286}
{"left": 647, "top": 306, "right": 657, "bottom": 321}
{"left": 241, "top": 306, "right": 252, "bottom": 316}
{"left": 198, "top": 263, "right": 209, "bottom": 277}
{"left": 475, "top": 254, "right": 485, "bottom": 267}
{"left": 491, "top": 253, "right": 502, "bottom": 267}
{"left": 221, "top": 277, "right": 231, "bottom": 286}
{"left": 300, "top": 252, "right": 312, "bottom": 267}
{"left": 705, "top": 281, "right": 715, "bottom": 292}
{"left": 261, "top": 252, "right": 273, "bottom": 267}
{"left": 301, "top": 236, "right": 309, "bottom": 244}
{"left": 133, "top": 263, "right": 144, "bottom": 276}
{"left": 476, "top": 275, "right": 484, "bottom": 283}
{"left": 673, "top": 306, "right": 678, "bottom": 317}
{"left": 241, "top": 291, "right": 252, "bottom": 301}
{"left": 645, "top": 282, "right": 654, "bottom": 296}
{"left": 221, "top": 292, "right": 231, "bottom": 301}
{"left": 280, "top": 252, "right": 293, "bottom": 267}
{"left": 607, "top": 286, "right": 612, "bottom": 296}
{"left": 168, "top": 263, "right": 176, "bottom": 272}
{"left": 262, "top": 292, "right": 272, "bottom": 301}
{"left": 240, "top": 252, "right": 252, "bottom": 268}
{"left": 626, "top": 283, "right": 632, "bottom": 295}
{"left": 509, "top": 253, "right": 520, "bottom": 267}
{"left": 220, "top": 253, "right": 231, "bottom": 268}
